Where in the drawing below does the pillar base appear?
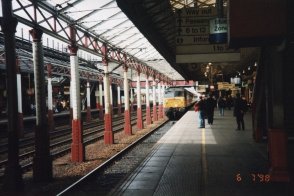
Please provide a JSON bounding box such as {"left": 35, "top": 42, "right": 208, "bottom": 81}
{"left": 48, "top": 109, "right": 55, "bottom": 132}
{"left": 146, "top": 106, "right": 152, "bottom": 125}
{"left": 104, "top": 113, "right": 114, "bottom": 144}
{"left": 3, "top": 163, "right": 23, "bottom": 191}
{"left": 33, "top": 124, "right": 52, "bottom": 181}
{"left": 253, "top": 127, "right": 263, "bottom": 142}
{"left": 99, "top": 105, "right": 104, "bottom": 120}
{"left": 118, "top": 104, "right": 122, "bottom": 115}
{"left": 71, "top": 119, "right": 85, "bottom": 162}
{"left": 86, "top": 107, "right": 91, "bottom": 123}
{"left": 137, "top": 107, "right": 144, "bottom": 129}
{"left": 268, "top": 129, "right": 290, "bottom": 182}
{"left": 159, "top": 104, "right": 164, "bottom": 119}
{"left": 153, "top": 105, "right": 158, "bottom": 121}
{"left": 124, "top": 110, "right": 132, "bottom": 135}
{"left": 18, "top": 112, "right": 24, "bottom": 138}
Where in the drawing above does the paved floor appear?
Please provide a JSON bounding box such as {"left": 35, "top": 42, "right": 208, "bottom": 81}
{"left": 112, "top": 109, "right": 293, "bottom": 196}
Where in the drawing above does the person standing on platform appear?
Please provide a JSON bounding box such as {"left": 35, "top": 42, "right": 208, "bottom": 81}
{"left": 206, "top": 94, "right": 216, "bottom": 125}
{"left": 194, "top": 95, "right": 206, "bottom": 128}
{"left": 233, "top": 93, "right": 248, "bottom": 130}
{"left": 217, "top": 96, "right": 226, "bottom": 116}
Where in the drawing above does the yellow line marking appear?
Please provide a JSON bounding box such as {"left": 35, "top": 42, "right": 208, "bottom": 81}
{"left": 201, "top": 128, "right": 208, "bottom": 194}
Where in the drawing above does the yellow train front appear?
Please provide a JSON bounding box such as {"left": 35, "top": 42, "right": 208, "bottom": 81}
{"left": 163, "top": 86, "right": 196, "bottom": 120}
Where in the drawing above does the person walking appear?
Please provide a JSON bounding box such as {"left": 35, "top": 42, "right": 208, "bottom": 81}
{"left": 194, "top": 95, "right": 206, "bottom": 128}
{"left": 233, "top": 93, "right": 248, "bottom": 130}
{"left": 217, "top": 96, "right": 225, "bottom": 116}
{"left": 206, "top": 94, "right": 216, "bottom": 125}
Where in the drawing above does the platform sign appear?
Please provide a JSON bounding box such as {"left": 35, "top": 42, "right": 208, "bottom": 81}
{"left": 176, "top": 53, "right": 241, "bottom": 63}
{"left": 176, "top": 18, "right": 209, "bottom": 27}
{"left": 177, "top": 26, "right": 209, "bottom": 36}
{"left": 176, "top": 7, "right": 217, "bottom": 18}
{"left": 176, "top": 44, "right": 238, "bottom": 54}
{"left": 176, "top": 35, "right": 210, "bottom": 45}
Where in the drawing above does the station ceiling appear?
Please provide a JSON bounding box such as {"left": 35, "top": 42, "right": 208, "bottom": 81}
{"left": 2, "top": 0, "right": 260, "bottom": 83}
{"left": 116, "top": 0, "right": 260, "bottom": 83}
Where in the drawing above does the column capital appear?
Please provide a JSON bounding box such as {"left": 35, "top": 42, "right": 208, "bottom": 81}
{"left": 123, "top": 65, "right": 128, "bottom": 72}
{"left": 47, "top": 64, "right": 52, "bottom": 78}
{"left": 29, "top": 28, "right": 43, "bottom": 42}
{"left": 68, "top": 44, "right": 78, "bottom": 55}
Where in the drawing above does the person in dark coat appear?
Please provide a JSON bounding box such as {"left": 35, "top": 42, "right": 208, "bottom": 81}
{"left": 233, "top": 93, "right": 248, "bottom": 130}
{"left": 194, "top": 96, "right": 206, "bottom": 128}
{"left": 217, "top": 96, "right": 226, "bottom": 116}
{"left": 206, "top": 94, "right": 216, "bottom": 125}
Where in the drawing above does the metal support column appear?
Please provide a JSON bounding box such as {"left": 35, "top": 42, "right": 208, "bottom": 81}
{"left": 103, "top": 44, "right": 114, "bottom": 144}
{"left": 16, "top": 57, "right": 24, "bottom": 138}
{"left": 99, "top": 82, "right": 104, "bottom": 120}
{"left": 136, "top": 71, "right": 144, "bottom": 129}
{"left": 157, "top": 82, "right": 162, "bottom": 119}
{"left": 1, "top": 0, "right": 23, "bottom": 191}
{"left": 123, "top": 66, "right": 132, "bottom": 135}
{"left": 146, "top": 76, "right": 152, "bottom": 125}
{"left": 152, "top": 77, "right": 158, "bottom": 122}
{"left": 68, "top": 26, "right": 84, "bottom": 162}
{"left": 86, "top": 80, "right": 91, "bottom": 122}
{"left": 264, "top": 45, "right": 289, "bottom": 182}
{"left": 47, "top": 64, "right": 55, "bottom": 132}
{"left": 29, "top": 27, "right": 52, "bottom": 181}
{"left": 117, "top": 85, "right": 122, "bottom": 115}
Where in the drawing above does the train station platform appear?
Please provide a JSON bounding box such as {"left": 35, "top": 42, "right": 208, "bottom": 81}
{"left": 111, "top": 110, "right": 293, "bottom": 196}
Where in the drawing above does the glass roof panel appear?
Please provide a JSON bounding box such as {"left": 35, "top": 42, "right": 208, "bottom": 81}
{"left": 6, "top": 0, "right": 185, "bottom": 80}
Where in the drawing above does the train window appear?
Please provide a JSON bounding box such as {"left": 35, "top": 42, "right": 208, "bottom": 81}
{"left": 164, "top": 90, "right": 174, "bottom": 98}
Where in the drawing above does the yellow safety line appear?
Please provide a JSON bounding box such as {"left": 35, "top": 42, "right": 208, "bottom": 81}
{"left": 201, "top": 128, "right": 208, "bottom": 195}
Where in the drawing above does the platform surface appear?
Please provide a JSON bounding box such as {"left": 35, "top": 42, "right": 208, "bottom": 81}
{"left": 112, "top": 110, "right": 292, "bottom": 196}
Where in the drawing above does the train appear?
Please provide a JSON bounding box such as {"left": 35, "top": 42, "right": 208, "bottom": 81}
{"left": 163, "top": 86, "right": 198, "bottom": 120}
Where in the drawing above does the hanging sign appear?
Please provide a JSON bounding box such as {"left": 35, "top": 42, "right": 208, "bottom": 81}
{"left": 209, "top": 18, "right": 227, "bottom": 43}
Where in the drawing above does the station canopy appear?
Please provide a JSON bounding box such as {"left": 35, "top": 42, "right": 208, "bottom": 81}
{"left": 0, "top": 0, "right": 184, "bottom": 81}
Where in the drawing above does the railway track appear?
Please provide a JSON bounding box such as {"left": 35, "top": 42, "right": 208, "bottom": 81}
{"left": 0, "top": 112, "right": 146, "bottom": 179}
{"left": 56, "top": 119, "right": 171, "bottom": 196}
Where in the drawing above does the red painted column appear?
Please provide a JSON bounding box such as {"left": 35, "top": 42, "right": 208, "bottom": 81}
{"left": 145, "top": 76, "right": 152, "bottom": 125}
{"left": 268, "top": 129, "right": 289, "bottom": 181}
{"left": 16, "top": 57, "right": 24, "bottom": 138}
{"left": 152, "top": 77, "right": 158, "bottom": 122}
{"left": 47, "top": 64, "right": 55, "bottom": 132}
{"left": 29, "top": 28, "right": 52, "bottom": 181}
{"left": 102, "top": 45, "right": 114, "bottom": 144}
{"left": 264, "top": 46, "right": 289, "bottom": 182}
{"left": 86, "top": 79, "right": 91, "bottom": 123}
{"left": 1, "top": 1, "right": 24, "bottom": 190}
{"left": 123, "top": 65, "right": 132, "bottom": 135}
{"left": 136, "top": 71, "right": 144, "bottom": 129}
{"left": 68, "top": 26, "right": 84, "bottom": 162}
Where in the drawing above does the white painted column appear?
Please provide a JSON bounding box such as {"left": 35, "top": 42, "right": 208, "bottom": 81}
{"left": 47, "top": 78, "right": 52, "bottom": 111}
{"left": 152, "top": 78, "right": 158, "bottom": 121}
{"left": 136, "top": 72, "right": 143, "bottom": 129}
{"left": 137, "top": 74, "right": 141, "bottom": 109}
{"left": 146, "top": 77, "right": 152, "bottom": 125}
{"left": 71, "top": 55, "right": 81, "bottom": 120}
{"left": 86, "top": 81, "right": 91, "bottom": 122}
{"left": 117, "top": 85, "right": 121, "bottom": 115}
{"left": 98, "top": 82, "right": 104, "bottom": 120}
{"left": 123, "top": 67, "right": 132, "bottom": 135}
